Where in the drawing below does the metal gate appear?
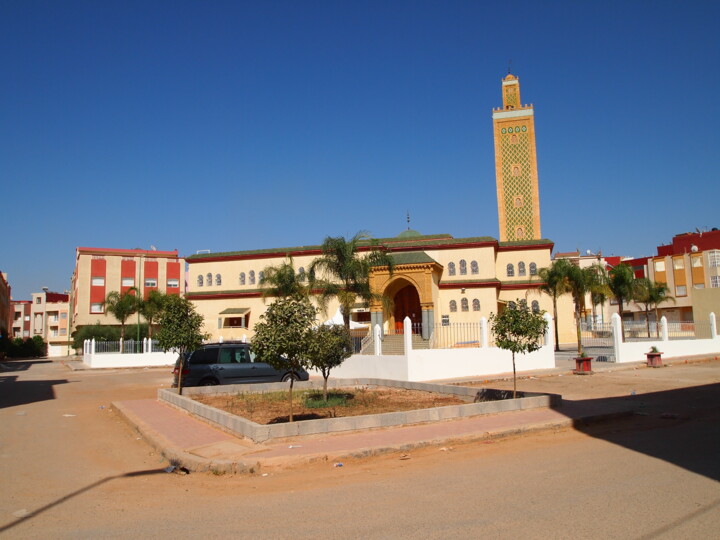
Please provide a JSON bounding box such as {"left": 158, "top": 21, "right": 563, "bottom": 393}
{"left": 580, "top": 322, "right": 616, "bottom": 362}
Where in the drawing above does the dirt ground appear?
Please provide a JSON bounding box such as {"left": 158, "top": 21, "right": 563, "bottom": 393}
{"left": 2, "top": 359, "right": 719, "bottom": 538}
{"left": 192, "top": 386, "right": 468, "bottom": 423}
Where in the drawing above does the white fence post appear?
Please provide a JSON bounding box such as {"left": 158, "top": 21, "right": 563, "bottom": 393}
{"left": 660, "top": 316, "right": 669, "bottom": 342}
{"left": 373, "top": 324, "right": 382, "bottom": 356}
{"left": 710, "top": 312, "right": 717, "bottom": 340}
{"left": 480, "top": 317, "right": 488, "bottom": 348}
{"left": 543, "top": 313, "right": 553, "bottom": 349}
{"left": 611, "top": 313, "right": 623, "bottom": 363}
{"left": 91, "top": 338, "right": 96, "bottom": 355}
{"left": 403, "top": 317, "right": 412, "bottom": 353}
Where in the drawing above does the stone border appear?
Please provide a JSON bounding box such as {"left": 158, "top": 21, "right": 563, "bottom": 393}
{"left": 158, "top": 378, "right": 562, "bottom": 443}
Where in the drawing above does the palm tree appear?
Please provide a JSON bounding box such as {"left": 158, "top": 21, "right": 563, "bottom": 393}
{"left": 139, "top": 290, "right": 166, "bottom": 339}
{"left": 538, "top": 258, "right": 571, "bottom": 352}
{"left": 308, "top": 232, "right": 394, "bottom": 330}
{"left": 564, "top": 263, "right": 595, "bottom": 355}
{"left": 635, "top": 279, "right": 674, "bottom": 337}
{"left": 259, "top": 257, "right": 309, "bottom": 301}
{"left": 607, "top": 263, "right": 637, "bottom": 341}
{"left": 104, "top": 289, "right": 140, "bottom": 352}
{"left": 588, "top": 264, "right": 611, "bottom": 326}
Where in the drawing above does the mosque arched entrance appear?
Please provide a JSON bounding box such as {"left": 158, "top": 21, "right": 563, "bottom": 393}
{"left": 393, "top": 284, "right": 422, "bottom": 333}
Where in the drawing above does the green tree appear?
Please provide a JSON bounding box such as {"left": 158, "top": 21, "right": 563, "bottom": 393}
{"left": 564, "top": 263, "right": 597, "bottom": 355}
{"left": 139, "top": 290, "right": 167, "bottom": 338}
{"left": 308, "top": 324, "right": 353, "bottom": 402}
{"left": 251, "top": 296, "right": 316, "bottom": 421}
{"left": 309, "top": 232, "right": 394, "bottom": 330}
{"left": 607, "top": 263, "right": 637, "bottom": 341}
{"left": 490, "top": 300, "right": 548, "bottom": 399}
{"left": 588, "top": 264, "right": 612, "bottom": 325}
{"left": 538, "top": 258, "right": 571, "bottom": 352}
{"left": 104, "top": 289, "right": 140, "bottom": 352}
{"left": 634, "top": 279, "right": 675, "bottom": 337}
{"left": 259, "top": 257, "right": 309, "bottom": 301}
{"left": 156, "top": 295, "right": 208, "bottom": 395}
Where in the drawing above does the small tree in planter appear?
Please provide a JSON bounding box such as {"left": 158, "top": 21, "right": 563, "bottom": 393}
{"left": 156, "top": 295, "right": 207, "bottom": 395}
{"left": 308, "top": 324, "right": 353, "bottom": 402}
{"left": 252, "top": 296, "right": 317, "bottom": 422}
{"left": 490, "top": 300, "right": 548, "bottom": 399}
{"left": 646, "top": 346, "right": 663, "bottom": 368}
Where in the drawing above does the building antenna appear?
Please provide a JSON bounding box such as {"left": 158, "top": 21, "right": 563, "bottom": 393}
{"left": 407, "top": 210, "right": 411, "bottom": 230}
{"left": 507, "top": 59, "right": 512, "bottom": 75}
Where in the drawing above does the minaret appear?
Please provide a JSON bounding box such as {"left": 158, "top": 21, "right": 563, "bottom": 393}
{"left": 492, "top": 74, "right": 542, "bottom": 241}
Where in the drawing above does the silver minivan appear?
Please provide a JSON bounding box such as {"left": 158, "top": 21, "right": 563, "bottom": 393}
{"left": 172, "top": 342, "right": 309, "bottom": 387}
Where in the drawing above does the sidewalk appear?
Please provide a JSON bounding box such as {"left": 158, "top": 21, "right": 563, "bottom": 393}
{"left": 113, "top": 388, "right": 633, "bottom": 475}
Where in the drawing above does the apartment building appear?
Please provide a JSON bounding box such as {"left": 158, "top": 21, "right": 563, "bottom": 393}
{"left": 625, "top": 230, "right": 720, "bottom": 322}
{"left": 0, "top": 272, "right": 10, "bottom": 338}
{"left": 70, "top": 247, "right": 184, "bottom": 332}
{"left": 11, "top": 300, "right": 31, "bottom": 339}
{"left": 11, "top": 291, "right": 72, "bottom": 357}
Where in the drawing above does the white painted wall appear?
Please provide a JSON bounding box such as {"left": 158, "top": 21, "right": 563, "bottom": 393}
{"left": 316, "top": 355, "right": 409, "bottom": 380}
{"left": 84, "top": 351, "right": 177, "bottom": 369}
{"left": 407, "top": 345, "right": 555, "bottom": 381}
{"left": 612, "top": 313, "right": 720, "bottom": 363}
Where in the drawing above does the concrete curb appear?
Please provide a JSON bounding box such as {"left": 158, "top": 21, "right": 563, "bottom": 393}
{"left": 113, "top": 399, "right": 633, "bottom": 474}
{"left": 113, "top": 400, "right": 260, "bottom": 474}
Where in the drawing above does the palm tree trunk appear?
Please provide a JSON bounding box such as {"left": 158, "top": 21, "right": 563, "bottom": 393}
{"left": 120, "top": 323, "right": 125, "bottom": 353}
{"left": 618, "top": 300, "right": 625, "bottom": 341}
{"left": 552, "top": 297, "right": 560, "bottom": 352}
{"left": 575, "top": 307, "right": 583, "bottom": 355}
{"left": 645, "top": 306, "right": 651, "bottom": 338}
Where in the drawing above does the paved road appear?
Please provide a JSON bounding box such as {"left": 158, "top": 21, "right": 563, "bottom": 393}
{"left": 1, "top": 359, "right": 719, "bottom": 538}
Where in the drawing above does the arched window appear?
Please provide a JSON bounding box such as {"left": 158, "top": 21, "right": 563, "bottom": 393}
{"left": 215, "top": 274, "right": 222, "bottom": 286}
{"left": 239, "top": 272, "right": 246, "bottom": 285}
{"left": 197, "top": 275, "right": 203, "bottom": 287}
{"left": 472, "top": 299, "right": 480, "bottom": 311}
{"left": 206, "top": 273, "right": 212, "bottom": 286}
{"left": 508, "top": 301, "right": 517, "bottom": 310}
{"left": 506, "top": 263, "right": 515, "bottom": 277}
{"left": 516, "top": 227, "right": 525, "bottom": 239}
{"left": 259, "top": 271, "right": 264, "bottom": 282}
{"left": 448, "top": 262, "right": 456, "bottom": 276}
{"left": 471, "top": 261, "right": 479, "bottom": 275}
{"left": 459, "top": 260, "right": 467, "bottom": 275}
{"left": 532, "top": 300, "right": 540, "bottom": 314}
{"left": 518, "top": 262, "right": 526, "bottom": 277}
{"left": 298, "top": 267, "right": 305, "bottom": 276}
{"left": 249, "top": 270, "right": 256, "bottom": 285}
{"left": 449, "top": 300, "right": 457, "bottom": 313}
{"left": 461, "top": 298, "right": 469, "bottom": 312}
{"left": 529, "top": 262, "right": 537, "bottom": 276}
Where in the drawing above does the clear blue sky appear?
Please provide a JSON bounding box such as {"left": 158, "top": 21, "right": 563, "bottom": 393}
{"left": 2, "top": 0, "right": 719, "bottom": 300}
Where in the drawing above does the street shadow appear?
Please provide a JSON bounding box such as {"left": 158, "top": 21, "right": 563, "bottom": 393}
{"left": 0, "top": 375, "right": 71, "bottom": 409}
{"left": 0, "top": 468, "right": 167, "bottom": 534}
{"left": 560, "top": 383, "right": 720, "bottom": 482}
{"left": 0, "top": 359, "right": 52, "bottom": 372}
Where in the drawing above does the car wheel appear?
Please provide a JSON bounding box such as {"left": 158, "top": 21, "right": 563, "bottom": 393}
{"left": 282, "top": 373, "right": 298, "bottom": 382}
{"left": 199, "top": 378, "right": 219, "bottom": 386}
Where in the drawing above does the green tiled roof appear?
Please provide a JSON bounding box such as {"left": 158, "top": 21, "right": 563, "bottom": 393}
{"left": 381, "top": 251, "right": 439, "bottom": 266}
{"left": 186, "top": 234, "right": 502, "bottom": 260}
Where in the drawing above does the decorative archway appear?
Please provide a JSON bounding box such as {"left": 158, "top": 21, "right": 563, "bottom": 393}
{"left": 369, "top": 256, "right": 443, "bottom": 338}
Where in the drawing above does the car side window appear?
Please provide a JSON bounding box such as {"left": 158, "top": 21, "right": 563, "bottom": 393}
{"left": 218, "top": 348, "right": 233, "bottom": 364}
{"left": 234, "top": 347, "right": 252, "bottom": 364}
{"left": 190, "top": 348, "right": 218, "bottom": 365}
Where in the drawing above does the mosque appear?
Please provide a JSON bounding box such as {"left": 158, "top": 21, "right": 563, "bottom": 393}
{"left": 186, "top": 75, "right": 572, "bottom": 343}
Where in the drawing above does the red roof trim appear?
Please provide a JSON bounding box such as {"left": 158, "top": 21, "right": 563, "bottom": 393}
{"left": 186, "top": 292, "right": 263, "bottom": 300}
{"left": 497, "top": 242, "right": 554, "bottom": 253}
{"left": 77, "top": 247, "right": 179, "bottom": 257}
{"left": 186, "top": 250, "right": 324, "bottom": 264}
{"left": 439, "top": 281, "right": 500, "bottom": 290}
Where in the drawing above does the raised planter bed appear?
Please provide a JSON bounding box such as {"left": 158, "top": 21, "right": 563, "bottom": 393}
{"left": 158, "top": 378, "right": 562, "bottom": 443}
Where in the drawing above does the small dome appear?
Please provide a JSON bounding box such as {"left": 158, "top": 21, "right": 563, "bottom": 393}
{"left": 397, "top": 229, "right": 422, "bottom": 239}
